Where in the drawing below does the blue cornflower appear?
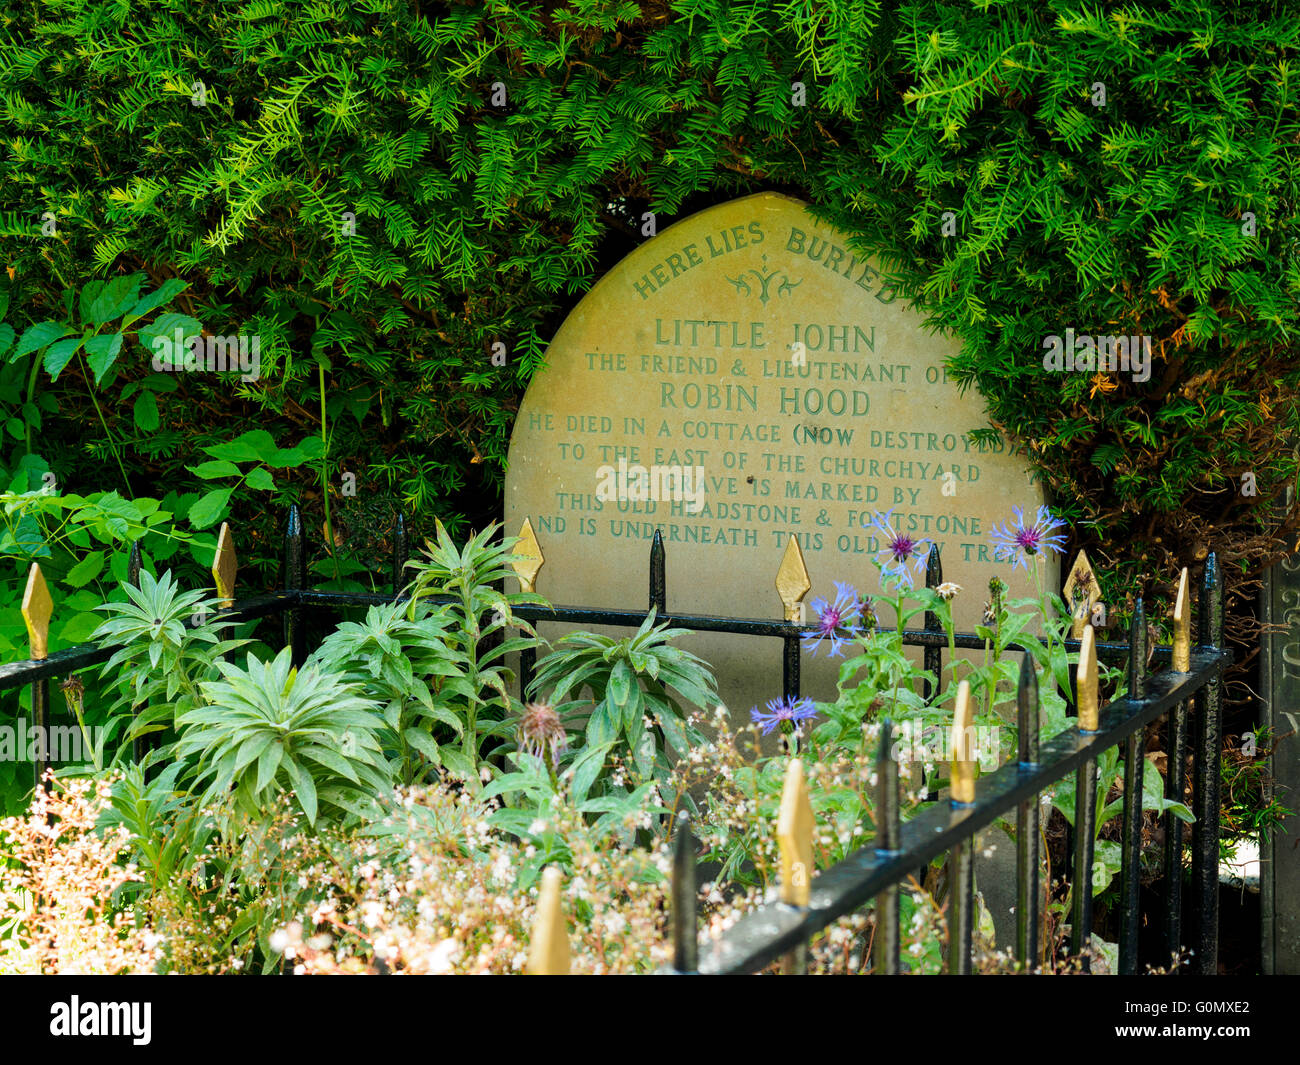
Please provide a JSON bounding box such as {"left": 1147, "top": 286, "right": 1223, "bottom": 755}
{"left": 750, "top": 696, "right": 818, "bottom": 736}
{"left": 989, "top": 505, "right": 1068, "bottom": 570}
{"left": 864, "top": 509, "right": 931, "bottom": 589}
{"left": 802, "top": 581, "right": 863, "bottom": 658}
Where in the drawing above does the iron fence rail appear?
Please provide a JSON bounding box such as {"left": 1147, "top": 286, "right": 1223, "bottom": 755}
{"left": 2, "top": 504, "right": 1230, "bottom": 974}
{"left": 665, "top": 642, "right": 1228, "bottom": 974}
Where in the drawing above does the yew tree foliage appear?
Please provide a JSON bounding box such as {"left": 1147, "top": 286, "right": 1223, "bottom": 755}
{"left": 1, "top": 0, "right": 1297, "bottom": 597}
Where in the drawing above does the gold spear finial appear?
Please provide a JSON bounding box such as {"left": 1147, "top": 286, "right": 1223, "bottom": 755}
{"left": 21, "top": 563, "right": 53, "bottom": 661}
{"left": 950, "top": 680, "right": 976, "bottom": 804}
{"left": 212, "top": 522, "right": 238, "bottom": 610}
{"left": 776, "top": 534, "right": 812, "bottom": 623}
{"left": 1064, "top": 549, "right": 1103, "bottom": 640}
{"left": 512, "top": 518, "right": 545, "bottom": 594}
{"left": 1078, "top": 624, "right": 1099, "bottom": 731}
{"left": 1172, "top": 567, "right": 1191, "bottom": 672}
{"left": 778, "top": 759, "right": 814, "bottom": 906}
{"left": 526, "top": 865, "right": 570, "bottom": 974}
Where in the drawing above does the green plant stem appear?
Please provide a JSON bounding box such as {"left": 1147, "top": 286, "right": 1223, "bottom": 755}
{"left": 318, "top": 362, "right": 342, "bottom": 585}
{"left": 944, "top": 601, "right": 958, "bottom": 692}
{"left": 980, "top": 636, "right": 991, "bottom": 718}
{"left": 1031, "top": 556, "right": 1054, "bottom": 675}
{"left": 749, "top": 753, "right": 768, "bottom": 889}
{"left": 23, "top": 352, "right": 41, "bottom": 456}
{"left": 78, "top": 351, "right": 134, "bottom": 495}
{"left": 69, "top": 696, "right": 101, "bottom": 774}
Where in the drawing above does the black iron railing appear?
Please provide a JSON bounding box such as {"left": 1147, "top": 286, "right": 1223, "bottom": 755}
{"left": 655, "top": 558, "right": 1229, "bottom": 976}
{"left": 1, "top": 504, "right": 1230, "bottom": 974}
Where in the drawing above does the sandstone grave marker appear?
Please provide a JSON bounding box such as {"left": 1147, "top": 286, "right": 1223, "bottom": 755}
{"left": 505, "top": 192, "right": 1056, "bottom": 720}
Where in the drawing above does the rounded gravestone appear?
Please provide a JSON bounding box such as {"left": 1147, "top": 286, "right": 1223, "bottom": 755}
{"left": 505, "top": 192, "right": 1054, "bottom": 720}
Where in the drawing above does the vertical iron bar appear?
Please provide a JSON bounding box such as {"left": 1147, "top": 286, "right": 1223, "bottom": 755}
{"left": 1071, "top": 640, "right": 1100, "bottom": 966}
{"left": 1129, "top": 597, "right": 1148, "bottom": 701}
{"left": 783, "top": 635, "right": 800, "bottom": 702}
{"left": 1119, "top": 733, "right": 1146, "bottom": 974}
{"left": 1119, "top": 599, "right": 1148, "bottom": 974}
{"left": 874, "top": 720, "right": 901, "bottom": 974}
{"left": 649, "top": 528, "right": 666, "bottom": 614}
{"left": 780, "top": 945, "right": 809, "bottom": 974}
{"left": 1016, "top": 653, "right": 1041, "bottom": 970}
{"left": 948, "top": 840, "right": 974, "bottom": 974}
{"left": 1190, "top": 552, "right": 1223, "bottom": 975}
{"left": 923, "top": 545, "right": 942, "bottom": 702}
{"left": 520, "top": 646, "right": 536, "bottom": 700}
{"left": 670, "top": 815, "right": 698, "bottom": 973}
{"left": 31, "top": 676, "right": 49, "bottom": 791}
{"left": 391, "top": 510, "right": 409, "bottom": 598}
{"left": 1071, "top": 758, "right": 1098, "bottom": 966}
{"left": 1163, "top": 699, "right": 1188, "bottom": 971}
{"left": 283, "top": 503, "right": 306, "bottom": 667}
{"left": 948, "top": 714, "right": 975, "bottom": 978}
{"left": 918, "top": 545, "right": 944, "bottom": 807}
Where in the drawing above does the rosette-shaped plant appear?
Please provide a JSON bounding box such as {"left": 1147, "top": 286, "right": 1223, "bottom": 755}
{"left": 177, "top": 645, "right": 392, "bottom": 827}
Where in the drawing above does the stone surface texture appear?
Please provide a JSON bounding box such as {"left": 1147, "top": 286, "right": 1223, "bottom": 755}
{"left": 506, "top": 192, "right": 1056, "bottom": 724}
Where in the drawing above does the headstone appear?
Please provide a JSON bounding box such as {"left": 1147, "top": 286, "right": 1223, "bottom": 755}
{"left": 505, "top": 192, "right": 1055, "bottom": 727}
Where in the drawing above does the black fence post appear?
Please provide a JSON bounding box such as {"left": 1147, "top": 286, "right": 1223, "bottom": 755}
{"left": 1071, "top": 624, "right": 1100, "bottom": 968}
{"left": 1164, "top": 569, "right": 1191, "bottom": 972}
{"left": 650, "top": 528, "right": 666, "bottom": 614}
{"left": 1119, "top": 599, "right": 1148, "bottom": 974}
{"left": 923, "top": 545, "right": 942, "bottom": 702}
{"left": 127, "top": 539, "right": 142, "bottom": 586}
{"left": 31, "top": 673, "right": 49, "bottom": 792}
{"left": 1015, "top": 652, "right": 1041, "bottom": 970}
{"left": 948, "top": 683, "right": 976, "bottom": 974}
{"left": 392, "top": 510, "right": 408, "bottom": 599}
{"left": 1164, "top": 700, "right": 1189, "bottom": 971}
{"left": 783, "top": 634, "right": 800, "bottom": 703}
{"left": 1190, "top": 552, "right": 1224, "bottom": 975}
{"left": 283, "top": 503, "right": 306, "bottom": 667}
{"left": 874, "top": 719, "right": 901, "bottom": 974}
{"left": 670, "top": 815, "right": 698, "bottom": 973}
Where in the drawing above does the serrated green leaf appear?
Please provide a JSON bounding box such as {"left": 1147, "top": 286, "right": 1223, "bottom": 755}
{"left": 43, "top": 337, "right": 83, "bottom": 380}
{"left": 129, "top": 279, "right": 188, "bottom": 319}
{"left": 203, "top": 429, "right": 278, "bottom": 464}
{"left": 64, "top": 550, "right": 106, "bottom": 588}
{"left": 86, "top": 275, "right": 141, "bottom": 325}
{"left": 187, "top": 460, "right": 242, "bottom": 480}
{"left": 133, "top": 390, "right": 160, "bottom": 431}
{"left": 188, "top": 488, "right": 232, "bottom": 529}
{"left": 15, "top": 321, "right": 73, "bottom": 360}
{"left": 245, "top": 467, "right": 275, "bottom": 491}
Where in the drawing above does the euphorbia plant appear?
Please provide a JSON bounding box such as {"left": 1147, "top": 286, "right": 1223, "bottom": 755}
{"left": 402, "top": 520, "right": 548, "bottom": 785}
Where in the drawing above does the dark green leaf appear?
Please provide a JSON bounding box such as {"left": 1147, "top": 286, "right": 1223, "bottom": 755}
{"left": 188, "top": 488, "right": 233, "bottom": 529}
{"left": 84, "top": 332, "right": 124, "bottom": 384}
{"left": 132, "top": 391, "right": 160, "bottom": 431}
{"left": 43, "top": 337, "right": 83, "bottom": 380}
{"left": 15, "top": 321, "right": 73, "bottom": 360}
